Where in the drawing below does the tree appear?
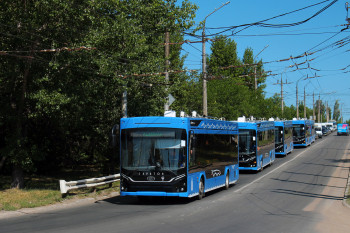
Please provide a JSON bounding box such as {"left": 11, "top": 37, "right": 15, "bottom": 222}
{"left": 0, "top": 0, "right": 94, "bottom": 188}
{"left": 333, "top": 100, "right": 340, "bottom": 122}
{"left": 207, "top": 36, "right": 243, "bottom": 80}
{"left": 206, "top": 37, "right": 270, "bottom": 120}
{"left": 0, "top": 0, "right": 198, "bottom": 188}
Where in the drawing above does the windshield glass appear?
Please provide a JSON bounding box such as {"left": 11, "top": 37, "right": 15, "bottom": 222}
{"left": 293, "top": 124, "right": 305, "bottom": 138}
{"left": 275, "top": 126, "right": 283, "bottom": 144}
{"left": 121, "top": 128, "right": 187, "bottom": 171}
{"left": 239, "top": 129, "right": 256, "bottom": 154}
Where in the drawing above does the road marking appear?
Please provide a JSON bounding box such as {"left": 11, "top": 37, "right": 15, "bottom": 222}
{"left": 234, "top": 144, "right": 314, "bottom": 193}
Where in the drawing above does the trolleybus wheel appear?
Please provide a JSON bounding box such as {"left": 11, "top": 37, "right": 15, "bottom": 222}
{"left": 225, "top": 172, "right": 230, "bottom": 190}
{"left": 260, "top": 160, "right": 263, "bottom": 171}
{"left": 198, "top": 178, "right": 205, "bottom": 200}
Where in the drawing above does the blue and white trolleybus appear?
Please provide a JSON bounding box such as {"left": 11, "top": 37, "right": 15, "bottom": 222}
{"left": 292, "top": 119, "right": 315, "bottom": 147}
{"left": 118, "top": 115, "right": 239, "bottom": 199}
{"left": 236, "top": 117, "right": 275, "bottom": 171}
{"left": 274, "top": 120, "right": 294, "bottom": 156}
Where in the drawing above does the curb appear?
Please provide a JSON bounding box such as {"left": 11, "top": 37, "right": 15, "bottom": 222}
{"left": 343, "top": 167, "right": 350, "bottom": 208}
{"left": 342, "top": 139, "right": 350, "bottom": 209}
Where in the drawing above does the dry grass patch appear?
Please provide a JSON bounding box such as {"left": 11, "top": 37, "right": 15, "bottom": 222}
{"left": 0, "top": 171, "right": 120, "bottom": 211}
{"left": 0, "top": 188, "right": 62, "bottom": 211}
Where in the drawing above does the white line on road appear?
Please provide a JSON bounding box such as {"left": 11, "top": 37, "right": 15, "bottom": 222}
{"left": 234, "top": 144, "right": 314, "bottom": 193}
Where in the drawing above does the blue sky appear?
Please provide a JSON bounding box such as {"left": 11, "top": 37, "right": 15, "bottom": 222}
{"left": 180, "top": 0, "right": 350, "bottom": 121}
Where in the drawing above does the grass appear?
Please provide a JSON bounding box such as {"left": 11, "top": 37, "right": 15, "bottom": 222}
{"left": 0, "top": 188, "right": 62, "bottom": 211}
{"left": 0, "top": 167, "right": 120, "bottom": 211}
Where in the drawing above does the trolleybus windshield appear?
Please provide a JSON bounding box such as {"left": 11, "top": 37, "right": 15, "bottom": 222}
{"left": 293, "top": 124, "right": 305, "bottom": 139}
{"left": 121, "top": 128, "right": 187, "bottom": 172}
{"left": 239, "top": 129, "right": 256, "bottom": 157}
{"left": 275, "top": 126, "right": 284, "bottom": 152}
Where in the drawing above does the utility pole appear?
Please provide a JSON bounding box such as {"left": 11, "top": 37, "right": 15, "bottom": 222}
{"left": 164, "top": 30, "right": 170, "bottom": 111}
{"left": 273, "top": 76, "right": 291, "bottom": 117}
{"left": 281, "top": 75, "right": 283, "bottom": 115}
{"left": 304, "top": 86, "right": 306, "bottom": 119}
{"left": 296, "top": 84, "right": 299, "bottom": 119}
{"left": 318, "top": 94, "right": 321, "bottom": 123}
{"left": 202, "top": 1, "right": 230, "bottom": 117}
{"left": 122, "top": 85, "right": 127, "bottom": 118}
{"left": 202, "top": 27, "right": 207, "bottom": 116}
{"left": 254, "top": 65, "right": 257, "bottom": 90}
{"left": 326, "top": 102, "right": 329, "bottom": 122}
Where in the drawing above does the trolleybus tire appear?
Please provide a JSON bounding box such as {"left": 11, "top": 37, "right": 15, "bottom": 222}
{"left": 198, "top": 178, "right": 205, "bottom": 200}
{"left": 225, "top": 172, "right": 230, "bottom": 190}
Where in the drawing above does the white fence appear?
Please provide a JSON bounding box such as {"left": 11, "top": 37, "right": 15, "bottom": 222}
{"left": 59, "top": 174, "right": 120, "bottom": 195}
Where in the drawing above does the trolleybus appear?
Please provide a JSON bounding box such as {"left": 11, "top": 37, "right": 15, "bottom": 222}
{"left": 274, "top": 120, "right": 294, "bottom": 156}
{"left": 236, "top": 117, "right": 275, "bottom": 171}
{"left": 292, "top": 119, "right": 315, "bottom": 147}
{"left": 118, "top": 115, "right": 239, "bottom": 199}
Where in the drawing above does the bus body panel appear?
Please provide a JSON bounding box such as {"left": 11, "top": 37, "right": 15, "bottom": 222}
{"left": 119, "top": 116, "right": 239, "bottom": 198}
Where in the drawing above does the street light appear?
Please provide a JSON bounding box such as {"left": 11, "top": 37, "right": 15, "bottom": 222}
{"left": 202, "top": 1, "right": 230, "bottom": 117}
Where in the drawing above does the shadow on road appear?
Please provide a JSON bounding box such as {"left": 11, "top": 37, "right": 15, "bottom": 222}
{"left": 270, "top": 177, "right": 345, "bottom": 189}
{"left": 97, "top": 193, "right": 197, "bottom": 206}
{"left": 271, "top": 189, "right": 343, "bottom": 201}
{"left": 281, "top": 171, "right": 348, "bottom": 180}
{"left": 302, "top": 162, "right": 348, "bottom": 169}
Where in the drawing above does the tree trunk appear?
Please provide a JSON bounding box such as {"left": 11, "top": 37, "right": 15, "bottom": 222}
{"left": 11, "top": 166, "right": 24, "bottom": 189}
{"left": 0, "top": 155, "right": 7, "bottom": 171}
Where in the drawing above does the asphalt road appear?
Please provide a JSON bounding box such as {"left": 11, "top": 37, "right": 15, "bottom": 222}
{"left": 1, "top": 132, "right": 350, "bottom": 233}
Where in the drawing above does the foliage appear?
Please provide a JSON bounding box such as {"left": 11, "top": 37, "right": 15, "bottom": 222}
{"left": 0, "top": 0, "right": 197, "bottom": 188}
{"left": 333, "top": 100, "right": 340, "bottom": 122}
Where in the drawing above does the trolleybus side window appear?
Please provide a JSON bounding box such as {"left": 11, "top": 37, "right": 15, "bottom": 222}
{"left": 189, "top": 133, "right": 238, "bottom": 172}
{"left": 285, "top": 127, "right": 292, "bottom": 140}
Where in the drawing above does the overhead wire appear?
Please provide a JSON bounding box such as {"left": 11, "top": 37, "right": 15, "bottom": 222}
{"left": 203, "top": 0, "right": 338, "bottom": 37}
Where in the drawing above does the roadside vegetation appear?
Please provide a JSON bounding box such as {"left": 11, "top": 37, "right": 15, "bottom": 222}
{"left": 0, "top": 166, "right": 120, "bottom": 211}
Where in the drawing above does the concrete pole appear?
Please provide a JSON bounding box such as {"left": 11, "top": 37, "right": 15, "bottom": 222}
{"left": 318, "top": 94, "right": 321, "bottom": 123}
{"left": 296, "top": 84, "right": 299, "bottom": 118}
{"left": 281, "top": 75, "right": 284, "bottom": 116}
{"left": 164, "top": 31, "right": 170, "bottom": 111}
{"left": 254, "top": 65, "right": 257, "bottom": 90}
{"left": 304, "top": 86, "right": 306, "bottom": 118}
{"left": 313, "top": 92, "right": 315, "bottom": 120}
{"left": 202, "top": 29, "right": 207, "bottom": 117}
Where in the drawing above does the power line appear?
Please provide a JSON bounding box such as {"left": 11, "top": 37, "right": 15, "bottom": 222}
{"left": 203, "top": 0, "right": 338, "bottom": 37}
